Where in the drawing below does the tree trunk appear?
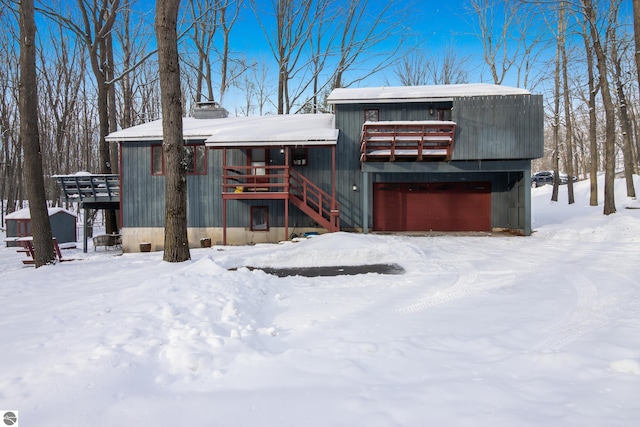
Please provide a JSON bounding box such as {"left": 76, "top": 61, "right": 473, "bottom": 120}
{"left": 610, "top": 21, "right": 636, "bottom": 199}
{"left": 156, "top": 0, "right": 190, "bottom": 262}
{"left": 633, "top": 0, "right": 640, "bottom": 102}
{"left": 551, "top": 6, "right": 561, "bottom": 203}
{"left": 581, "top": 19, "right": 599, "bottom": 207}
{"left": 19, "top": 0, "right": 55, "bottom": 266}
{"left": 560, "top": 3, "right": 575, "bottom": 204}
{"left": 582, "top": 0, "right": 616, "bottom": 215}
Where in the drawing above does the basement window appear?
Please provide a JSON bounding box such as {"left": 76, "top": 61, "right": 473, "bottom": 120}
{"left": 251, "top": 206, "right": 269, "bottom": 231}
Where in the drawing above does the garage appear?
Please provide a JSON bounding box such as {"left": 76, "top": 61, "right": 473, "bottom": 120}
{"left": 373, "top": 182, "right": 491, "bottom": 232}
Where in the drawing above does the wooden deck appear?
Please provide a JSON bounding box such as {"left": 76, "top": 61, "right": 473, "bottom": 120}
{"left": 55, "top": 174, "right": 120, "bottom": 205}
{"left": 221, "top": 165, "right": 340, "bottom": 233}
{"left": 361, "top": 121, "right": 456, "bottom": 162}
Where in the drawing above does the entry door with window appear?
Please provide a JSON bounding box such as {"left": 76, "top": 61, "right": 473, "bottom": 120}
{"left": 248, "top": 148, "right": 269, "bottom": 189}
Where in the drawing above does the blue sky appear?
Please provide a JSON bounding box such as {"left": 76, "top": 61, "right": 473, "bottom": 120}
{"left": 111, "top": 0, "right": 634, "bottom": 114}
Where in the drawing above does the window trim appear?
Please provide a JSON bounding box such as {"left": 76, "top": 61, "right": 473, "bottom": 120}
{"left": 364, "top": 108, "right": 379, "bottom": 122}
{"left": 185, "top": 144, "right": 208, "bottom": 175}
{"left": 437, "top": 108, "right": 453, "bottom": 121}
{"left": 151, "top": 144, "right": 164, "bottom": 175}
{"left": 151, "top": 143, "right": 207, "bottom": 176}
{"left": 291, "top": 147, "right": 308, "bottom": 166}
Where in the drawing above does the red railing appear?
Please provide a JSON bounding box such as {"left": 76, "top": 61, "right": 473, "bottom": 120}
{"left": 222, "top": 165, "right": 289, "bottom": 194}
{"left": 289, "top": 169, "right": 340, "bottom": 232}
{"left": 221, "top": 165, "right": 340, "bottom": 232}
{"left": 361, "top": 121, "right": 456, "bottom": 162}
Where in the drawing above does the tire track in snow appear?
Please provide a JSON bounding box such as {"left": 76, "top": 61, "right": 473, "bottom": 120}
{"left": 396, "top": 271, "right": 516, "bottom": 313}
{"left": 530, "top": 273, "right": 637, "bottom": 353}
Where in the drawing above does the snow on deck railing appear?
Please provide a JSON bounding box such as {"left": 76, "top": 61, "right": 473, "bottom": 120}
{"left": 360, "top": 121, "right": 456, "bottom": 162}
{"left": 54, "top": 174, "right": 120, "bottom": 203}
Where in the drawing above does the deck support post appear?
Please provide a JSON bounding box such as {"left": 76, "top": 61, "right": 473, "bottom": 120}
{"left": 285, "top": 148, "right": 289, "bottom": 241}
{"left": 362, "top": 171, "right": 369, "bottom": 234}
{"left": 223, "top": 199, "right": 227, "bottom": 245}
{"left": 524, "top": 165, "right": 532, "bottom": 236}
{"left": 83, "top": 207, "right": 89, "bottom": 253}
{"left": 223, "top": 148, "right": 227, "bottom": 245}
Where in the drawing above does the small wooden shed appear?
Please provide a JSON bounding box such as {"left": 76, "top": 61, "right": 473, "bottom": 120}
{"left": 5, "top": 207, "right": 77, "bottom": 247}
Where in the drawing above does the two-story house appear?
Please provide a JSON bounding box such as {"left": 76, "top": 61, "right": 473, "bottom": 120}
{"left": 103, "top": 83, "right": 542, "bottom": 252}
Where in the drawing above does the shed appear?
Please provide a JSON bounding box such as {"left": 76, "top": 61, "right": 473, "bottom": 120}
{"left": 5, "top": 207, "right": 77, "bottom": 247}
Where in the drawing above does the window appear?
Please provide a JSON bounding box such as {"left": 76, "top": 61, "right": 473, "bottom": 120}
{"left": 365, "top": 109, "right": 379, "bottom": 122}
{"left": 152, "top": 145, "right": 164, "bottom": 175}
{"left": 185, "top": 145, "right": 207, "bottom": 174}
{"left": 292, "top": 147, "right": 308, "bottom": 166}
{"left": 151, "top": 144, "right": 207, "bottom": 175}
{"left": 438, "top": 108, "right": 452, "bottom": 121}
{"left": 250, "top": 206, "right": 269, "bottom": 231}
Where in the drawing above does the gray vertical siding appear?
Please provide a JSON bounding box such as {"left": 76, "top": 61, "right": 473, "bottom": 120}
{"left": 121, "top": 142, "right": 166, "bottom": 227}
{"left": 122, "top": 143, "right": 339, "bottom": 229}
{"left": 122, "top": 93, "right": 541, "bottom": 234}
{"left": 453, "top": 95, "right": 543, "bottom": 160}
{"left": 49, "top": 212, "right": 77, "bottom": 243}
{"left": 333, "top": 94, "right": 542, "bottom": 232}
{"left": 123, "top": 142, "right": 224, "bottom": 228}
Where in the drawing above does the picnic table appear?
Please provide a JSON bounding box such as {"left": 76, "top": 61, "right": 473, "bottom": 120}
{"left": 16, "top": 236, "right": 64, "bottom": 265}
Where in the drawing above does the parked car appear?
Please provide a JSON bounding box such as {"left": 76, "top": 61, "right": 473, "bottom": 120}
{"left": 531, "top": 171, "right": 576, "bottom": 187}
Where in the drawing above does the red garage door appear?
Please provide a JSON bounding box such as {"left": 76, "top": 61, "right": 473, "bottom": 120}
{"left": 373, "top": 182, "right": 491, "bottom": 232}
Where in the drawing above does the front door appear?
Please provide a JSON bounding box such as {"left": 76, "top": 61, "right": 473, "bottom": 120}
{"left": 248, "top": 148, "right": 269, "bottom": 189}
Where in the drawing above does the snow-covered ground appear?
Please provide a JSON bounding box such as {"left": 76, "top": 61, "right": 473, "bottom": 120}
{"left": 1, "top": 176, "right": 639, "bottom": 427}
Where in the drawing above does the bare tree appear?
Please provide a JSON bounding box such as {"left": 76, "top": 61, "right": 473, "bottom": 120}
{"left": 251, "top": 0, "right": 314, "bottom": 114}
{"left": 217, "top": 0, "right": 245, "bottom": 105}
{"left": 583, "top": 23, "right": 600, "bottom": 206}
{"left": 38, "top": 0, "right": 122, "bottom": 232}
{"left": 394, "top": 47, "right": 470, "bottom": 86}
{"left": 156, "top": 0, "right": 190, "bottom": 262}
{"left": 551, "top": 2, "right": 562, "bottom": 203}
{"left": 330, "top": 0, "right": 407, "bottom": 90}
{"left": 610, "top": 16, "right": 636, "bottom": 199}
{"left": 633, "top": 0, "right": 640, "bottom": 100}
{"left": 470, "top": 0, "right": 547, "bottom": 88}
{"left": 37, "top": 22, "right": 85, "bottom": 200}
{"left": 185, "top": 0, "right": 217, "bottom": 103}
{"left": 560, "top": 2, "right": 575, "bottom": 204}
{"left": 19, "top": 0, "right": 55, "bottom": 266}
{"left": 393, "top": 50, "right": 430, "bottom": 86}
{"left": 0, "top": 8, "right": 22, "bottom": 219}
{"left": 581, "top": 0, "right": 617, "bottom": 215}
{"left": 237, "top": 57, "right": 278, "bottom": 116}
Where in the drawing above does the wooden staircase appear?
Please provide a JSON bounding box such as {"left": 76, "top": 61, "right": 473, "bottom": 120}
{"left": 221, "top": 166, "right": 340, "bottom": 233}
{"left": 288, "top": 169, "right": 340, "bottom": 232}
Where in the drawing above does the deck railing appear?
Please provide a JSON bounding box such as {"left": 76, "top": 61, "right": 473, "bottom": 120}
{"left": 289, "top": 169, "right": 340, "bottom": 232}
{"left": 222, "top": 165, "right": 289, "bottom": 195}
{"left": 361, "top": 121, "right": 456, "bottom": 162}
{"left": 221, "top": 165, "right": 339, "bottom": 232}
{"left": 55, "top": 174, "right": 120, "bottom": 203}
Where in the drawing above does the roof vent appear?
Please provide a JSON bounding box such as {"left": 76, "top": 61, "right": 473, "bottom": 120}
{"left": 192, "top": 100, "right": 229, "bottom": 119}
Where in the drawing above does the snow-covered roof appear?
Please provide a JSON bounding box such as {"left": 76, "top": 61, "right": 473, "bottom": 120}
{"left": 105, "top": 114, "right": 338, "bottom": 147}
{"left": 5, "top": 207, "right": 77, "bottom": 220}
{"left": 327, "top": 83, "right": 531, "bottom": 104}
{"left": 205, "top": 113, "right": 338, "bottom": 147}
